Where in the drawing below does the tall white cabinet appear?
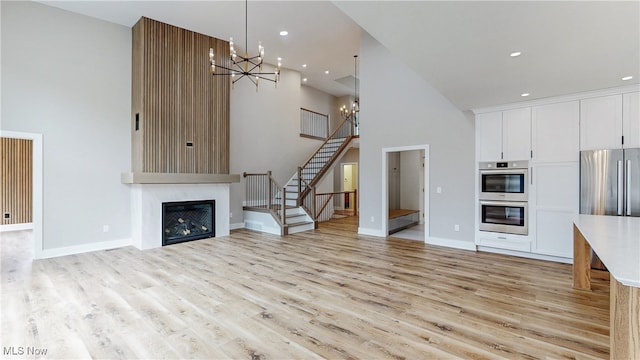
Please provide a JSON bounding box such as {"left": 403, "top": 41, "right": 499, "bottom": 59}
{"left": 531, "top": 101, "right": 579, "bottom": 258}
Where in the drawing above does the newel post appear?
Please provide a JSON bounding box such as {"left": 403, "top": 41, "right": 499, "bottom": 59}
{"left": 354, "top": 189, "right": 358, "bottom": 216}
{"left": 297, "top": 167, "right": 302, "bottom": 198}
{"left": 312, "top": 186, "right": 317, "bottom": 220}
{"left": 281, "top": 186, "right": 286, "bottom": 225}
{"left": 267, "top": 170, "right": 273, "bottom": 210}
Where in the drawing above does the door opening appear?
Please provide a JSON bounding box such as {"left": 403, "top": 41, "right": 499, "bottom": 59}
{"left": 382, "top": 145, "right": 429, "bottom": 240}
{"left": 341, "top": 162, "right": 358, "bottom": 215}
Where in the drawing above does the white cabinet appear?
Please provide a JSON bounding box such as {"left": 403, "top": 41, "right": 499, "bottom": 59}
{"left": 476, "top": 112, "right": 502, "bottom": 161}
{"left": 623, "top": 91, "right": 640, "bottom": 148}
{"left": 580, "top": 95, "right": 623, "bottom": 150}
{"left": 532, "top": 101, "right": 580, "bottom": 163}
{"left": 476, "top": 107, "right": 531, "bottom": 161}
{"left": 529, "top": 101, "right": 579, "bottom": 259}
{"left": 531, "top": 163, "right": 579, "bottom": 258}
{"left": 503, "top": 108, "right": 532, "bottom": 161}
{"left": 476, "top": 232, "right": 531, "bottom": 253}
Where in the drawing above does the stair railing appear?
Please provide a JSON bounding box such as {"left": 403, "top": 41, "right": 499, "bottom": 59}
{"left": 297, "top": 118, "right": 355, "bottom": 200}
{"left": 243, "top": 171, "right": 286, "bottom": 226}
{"left": 294, "top": 172, "right": 315, "bottom": 219}
{"left": 315, "top": 190, "right": 357, "bottom": 223}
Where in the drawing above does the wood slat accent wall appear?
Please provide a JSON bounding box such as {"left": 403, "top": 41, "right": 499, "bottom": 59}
{"left": 131, "top": 17, "right": 230, "bottom": 174}
{"left": 1, "top": 137, "right": 33, "bottom": 225}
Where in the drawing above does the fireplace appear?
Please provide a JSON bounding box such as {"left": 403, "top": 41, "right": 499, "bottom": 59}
{"left": 162, "top": 200, "right": 215, "bottom": 246}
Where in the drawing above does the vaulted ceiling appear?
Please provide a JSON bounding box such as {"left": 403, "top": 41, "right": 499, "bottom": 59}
{"left": 39, "top": 1, "right": 639, "bottom": 110}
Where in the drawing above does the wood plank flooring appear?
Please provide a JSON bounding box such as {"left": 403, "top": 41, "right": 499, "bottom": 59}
{"left": 1, "top": 217, "right": 610, "bottom": 359}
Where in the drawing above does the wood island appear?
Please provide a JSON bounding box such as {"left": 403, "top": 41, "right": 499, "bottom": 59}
{"left": 573, "top": 214, "right": 640, "bottom": 359}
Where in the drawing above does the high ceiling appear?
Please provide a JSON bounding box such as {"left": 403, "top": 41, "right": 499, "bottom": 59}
{"left": 38, "top": 1, "right": 639, "bottom": 111}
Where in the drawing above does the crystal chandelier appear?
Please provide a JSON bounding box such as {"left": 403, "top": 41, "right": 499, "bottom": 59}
{"left": 209, "top": 0, "right": 280, "bottom": 89}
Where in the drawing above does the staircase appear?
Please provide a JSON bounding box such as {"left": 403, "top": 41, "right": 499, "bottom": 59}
{"left": 243, "top": 118, "right": 356, "bottom": 235}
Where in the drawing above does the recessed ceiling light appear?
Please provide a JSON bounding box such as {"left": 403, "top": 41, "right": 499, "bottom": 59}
{"left": 622, "top": 76, "right": 633, "bottom": 81}
{"left": 302, "top": 78, "right": 308, "bottom": 82}
{"left": 302, "top": 64, "right": 307, "bottom": 68}
{"left": 521, "top": 93, "right": 530, "bottom": 97}
{"left": 277, "top": 57, "right": 282, "bottom": 61}
{"left": 324, "top": 70, "right": 330, "bottom": 74}
{"left": 510, "top": 51, "right": 522, "bottom": 57}
{"left": 279, "top": 30, "right": 288, "bottom": 36}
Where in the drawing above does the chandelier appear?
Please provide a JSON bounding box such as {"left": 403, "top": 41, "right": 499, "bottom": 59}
{"left": 209, "top": 0, "right": 280, "bottom": 89}
{"left": 340, "top": 55, "right": 360, "bottom": 120}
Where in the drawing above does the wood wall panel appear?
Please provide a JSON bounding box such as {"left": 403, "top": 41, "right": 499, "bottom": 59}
{"left": 131, "top": 17, "right": 230, "bottom": 175}
{"left": 1, "top": 138, "right": 33, "bottom": 225}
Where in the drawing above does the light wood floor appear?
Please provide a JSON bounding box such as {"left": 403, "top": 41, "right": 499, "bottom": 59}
{"left": 1, "top": 217, "right": 610, "bottom": 359}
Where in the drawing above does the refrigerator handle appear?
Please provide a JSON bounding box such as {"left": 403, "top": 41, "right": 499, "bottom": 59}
{"left": 627, "top": 160, "right": 632, "bottom": 216}
{"left": 617, "top": 160, "right": 624, "bottom": 216}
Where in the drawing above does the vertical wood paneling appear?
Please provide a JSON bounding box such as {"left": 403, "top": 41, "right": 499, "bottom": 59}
{"left": 1, "top": 138, "right": 33, "bottom": 225}
{"left": 131, "top": 20, "right": 143, "bottom": 173}
{"left": 131, "top": 17, "right": 230, "bottom": 175}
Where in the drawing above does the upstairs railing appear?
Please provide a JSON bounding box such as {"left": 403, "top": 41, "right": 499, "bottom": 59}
{"left": 315, "top": 190, "right": 357, "bottom": 223}
{"left": 243, "top": 171, "right": 286, "bottom": 225}
{"left": 300, "top": 108, "right": 329, "bottom": 140}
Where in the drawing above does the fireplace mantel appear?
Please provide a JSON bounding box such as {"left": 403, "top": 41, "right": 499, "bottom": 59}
{"left": 121, "top": 172, "right": 240, "bottom": 184}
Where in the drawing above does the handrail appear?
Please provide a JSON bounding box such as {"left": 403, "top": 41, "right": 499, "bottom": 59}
{"left": 300, "top": 107, "right": 327, "bottom": 116}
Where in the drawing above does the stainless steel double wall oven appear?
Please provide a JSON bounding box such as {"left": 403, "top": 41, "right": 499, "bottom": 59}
{"left": 479, "top": 161, "right": 529, "bottom": 235}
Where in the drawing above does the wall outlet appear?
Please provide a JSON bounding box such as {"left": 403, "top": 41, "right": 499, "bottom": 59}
{"left": 103, "top": 225, "right": 109, "bottom": 233}
{"left": 437, "top": 187, "right": 442, "bottom": 194}
{"left": 454, "top": 224, "right": 460, "bottom": 232}
{"left": 229, "top": 212, "right": 233, "bottom": 218}
{"left": 370, "top": 216, "right": 375, "bottom": 222}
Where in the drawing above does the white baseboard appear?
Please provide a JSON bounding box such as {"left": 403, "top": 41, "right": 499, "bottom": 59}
{"left": 229, "top": 222, "right": 245, "bottom": 230}
{"left": 358, "top": 227, "right": 386, "bottom": 237}
{"left": 37, "top": 238, "right": 132, "bottom": 259}
{"left": 426, "top": 237, "right": 477, "bottom": 251}
{"left": 0, "top": 223, "right": 34, "bottom": 232}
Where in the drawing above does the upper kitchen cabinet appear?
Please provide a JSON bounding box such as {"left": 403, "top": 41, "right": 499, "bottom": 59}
{"left": 531, "top": 101, "right": 579, "bottom": 163}
{"left": 476, "top": 108, "right": 531, "bottom": 161}
{"left": 623, "top": 91, "right": 640, "bottom": 148}
{"left": 502, "top": 108, "right": 532, "bottom": 161}
{"left": 476, "top": 112, "right": 502, "bottom": 161}
{"left": 580, "top": 94, "right": 624, "bottom": 150}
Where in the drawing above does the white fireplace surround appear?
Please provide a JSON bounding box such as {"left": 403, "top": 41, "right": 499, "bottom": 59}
{"left": 131, "top": 183, "right": 231, "bottom": 250}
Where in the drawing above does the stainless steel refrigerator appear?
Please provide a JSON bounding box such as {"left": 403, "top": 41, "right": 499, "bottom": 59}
{"left": 580, "top": 148, "right": 640, "bottom": 268}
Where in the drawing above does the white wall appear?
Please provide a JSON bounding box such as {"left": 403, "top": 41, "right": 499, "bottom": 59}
{"left": 301, "top": 85, "right": 340, "bottom": 131}
{"left": 358, "top": 33, "right": 476, "bottom": 243}
{"left": 400, "top": 150, "right": 420, "bottom": 210}
{"left": 1, "top": 1, "right": 132, "bottom": 250}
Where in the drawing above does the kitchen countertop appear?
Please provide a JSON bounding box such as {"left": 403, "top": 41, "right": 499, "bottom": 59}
{"left": 573, "top": 214, "right": 640, "bottom": 288}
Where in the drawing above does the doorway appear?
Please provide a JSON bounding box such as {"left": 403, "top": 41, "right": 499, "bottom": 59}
{"left": 382, "top": 145, "right": 429, "bottom": 240}
{"left": 0, "top": 131, "right": 43, "bottom": 259}
{"left": 341, "top": 162, "right": 358, "bottom": 215}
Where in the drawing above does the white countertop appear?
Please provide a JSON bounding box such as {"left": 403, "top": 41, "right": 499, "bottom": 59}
{"left": 574, "top": 214, "right": 640, "bottom": 288}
